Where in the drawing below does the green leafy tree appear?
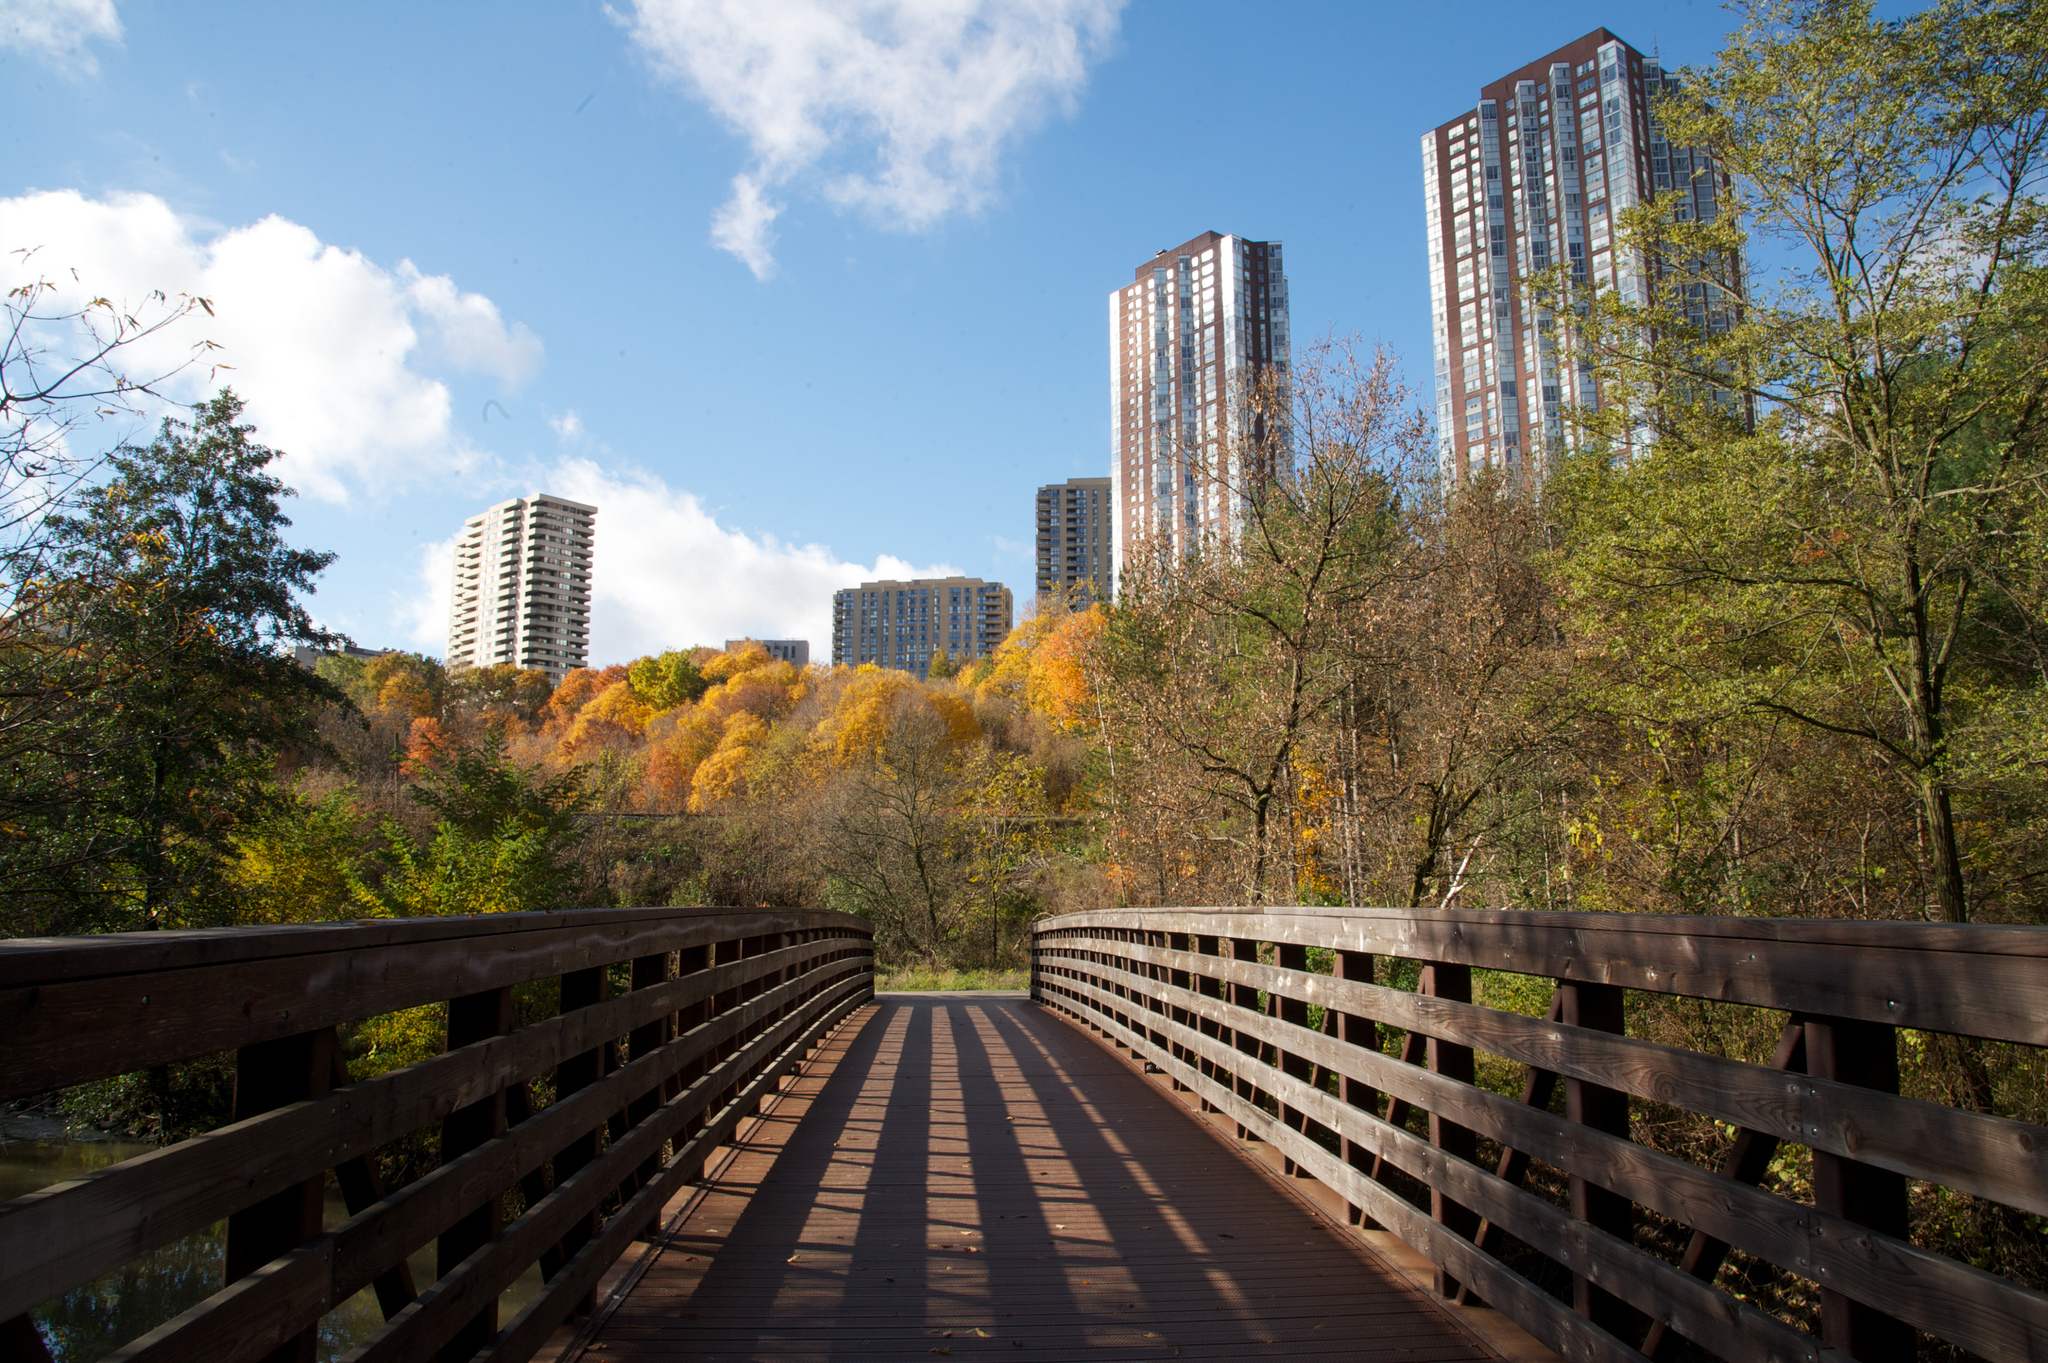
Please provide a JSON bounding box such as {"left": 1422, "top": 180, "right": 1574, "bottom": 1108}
{"left": 628, "top": 649, "right": 710, "bottom": 710}
{"left": 350, "top": 729, "right": 593, "bottom": 917}
{"left": 0, "top": 392, "right": 339, "bottom": 933}
{"left": 1560, "top": 0, "right": 2048, "bottom": 924}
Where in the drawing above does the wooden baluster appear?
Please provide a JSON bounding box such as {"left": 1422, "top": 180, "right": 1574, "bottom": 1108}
{"left": 551, "top": 964, "right": 607, "bottom": 1309}
{"left": 1806, "top": 1017, "right": 1916, "bottom": 1363}
{"left": 715, "top": 936, "right": 749, "bottom": 1112}
{"left": 327, "top": 1049, "right": 420, "bottom": 1319}
{"left": 1560, "top": 980, "right": 1632, "bottom": 1332}
{"left": 1274, "top": 943, "right": 1314, "bottom": 1173}
{"left": 1421, "top": 962, "right": 1477, "bottom": 1299}
{"left": 1195, "top": 934, "right": 1223, "bottom": 1108}
{"left": 624, "top": 951, "right": 673, "bottom": 1222}
{"left": 672, "top": 944, "right": 715, "bottom": 1184}
{"left": 1230, "top": 938, "right": 1263, "bottom": 1137}
{"left": 1166, "top": 932, "right": 1191, "bottom": 1083}
{"left": 224, "top": 1027, "right": 335, "bottom": 1363}
{"left": 1333, "top": 950, "right": 1380, "bottom": 1226}
{"left": 439, "top": 985, "right": 513, "bottom": 1360}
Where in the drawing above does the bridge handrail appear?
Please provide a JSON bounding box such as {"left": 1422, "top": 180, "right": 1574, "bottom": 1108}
{"left": 1032, "top": 907, "right": 2048, "bottom": 1363}
{"left": 0, "top": 906, "right": 875, "bottom": 1363}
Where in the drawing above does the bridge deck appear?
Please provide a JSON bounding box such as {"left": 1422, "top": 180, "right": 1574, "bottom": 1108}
{"left": 578, "top": 994, "right": 1496, "bottom": 1361}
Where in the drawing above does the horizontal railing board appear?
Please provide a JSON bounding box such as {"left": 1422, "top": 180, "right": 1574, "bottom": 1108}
{"left": 1042, "top": 935, "right": 2048, "bottom": 1216}
{"left": 0, "top": 907, "right": 869, "bottom": 987}
{"left": 1042, "top": 971, "right": 1817, "bottom": 1363}
{"left": 1039, "top": 956, "right": 2048, "bottom": 1363}
{"left": 1036, "top": 906, "right": 2048, "bottom": 956}
{"left": 1036, "top": 910, "right": 2048, "bottom": 1044}
{"left": 104, "top": 973, "right": 866, "bottom": 1363}
{"left": 0, "top": 912, "right": 872, "bottom": 1098}
{"left": 0, "top": 939, "right": 859, "bottom": 1321}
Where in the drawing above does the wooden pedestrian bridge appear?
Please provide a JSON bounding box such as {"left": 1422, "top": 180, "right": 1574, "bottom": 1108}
{"left": 2, "top": 907, "right": 2045, "bottom": 1363}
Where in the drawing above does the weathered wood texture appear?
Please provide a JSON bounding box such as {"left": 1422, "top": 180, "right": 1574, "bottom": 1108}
{"left": 585, "top": 994, "right": 1497, "bottom": 1361}
{"left": 0, "top": 909, "right": 873, "bottom": 1363}
{"left": 1034, "top": 910, "right": 2048, "bottom": 1363}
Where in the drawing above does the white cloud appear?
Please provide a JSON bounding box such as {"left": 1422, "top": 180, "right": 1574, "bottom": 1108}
{"left": 398, "top": 533, "right": 460, "bottom": 653}
{"left": 1, "top": 0, "right": 120, "bottom": 74}
{"left": 532, "top": 457, "right": 956, "bottom": 663}
{"left": 400, "top": 263, "right": 543, "bottom": 387}
{"left": 619, "top": 0, "right": 1122, "bottom": 277}
{"left": 0, "top": 189, "right": 540, "bottom": 502}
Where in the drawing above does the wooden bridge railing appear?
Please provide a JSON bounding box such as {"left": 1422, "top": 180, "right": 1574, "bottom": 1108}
{"left": 0, "top": 906, "right": 873, "bottom": 1363}
{"left": 1033, "top": 907, "right": 2048, "bottom": 1363}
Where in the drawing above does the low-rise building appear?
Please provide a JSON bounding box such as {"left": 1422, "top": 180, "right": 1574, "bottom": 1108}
{"left": 831, "top": 577, "right": 1013, "bottom": 672}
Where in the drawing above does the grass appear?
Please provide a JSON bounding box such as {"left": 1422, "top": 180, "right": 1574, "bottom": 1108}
{"left": 874, "top": 966, "right": 1029, "bottom": 992}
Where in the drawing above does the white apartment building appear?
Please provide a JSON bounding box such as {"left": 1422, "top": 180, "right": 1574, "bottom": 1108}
{"left": 1424, "top": 29, "right": 1737, "bottom": 484}
{"left": 1109, "top": 231, "right": 1289, "bottom": 585}
{"left": 446, "top": 494, "right": 596, "bottom": 683}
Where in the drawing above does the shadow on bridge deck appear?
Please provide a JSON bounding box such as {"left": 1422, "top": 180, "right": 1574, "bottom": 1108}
{"left": 574, "top": 994, "right": 1499, "bottom": 1361}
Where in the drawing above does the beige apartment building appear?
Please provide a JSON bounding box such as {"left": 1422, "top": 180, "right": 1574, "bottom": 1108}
{"left": 831, "top": 577, "right": 1013, "bottom": 672}
{"left": 1109, "top": 230, "right": 1289, "bottom": 583}
{"left": 446, "top": 494, "right": 596, "bottom": 683}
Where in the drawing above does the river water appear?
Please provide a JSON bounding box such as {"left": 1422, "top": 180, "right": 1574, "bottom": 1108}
{"left": 0, "top": 1115, "right": 544, "bottom": 1362}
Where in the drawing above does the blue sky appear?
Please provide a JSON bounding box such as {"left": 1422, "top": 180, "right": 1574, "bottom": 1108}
{"left": 1, "top": 0, "right": 1740, "bottom": 663}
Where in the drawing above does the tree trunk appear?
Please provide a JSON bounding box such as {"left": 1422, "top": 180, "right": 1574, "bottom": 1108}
{"left": 1920, "top": 775, "right": 1969, "bottom": 924}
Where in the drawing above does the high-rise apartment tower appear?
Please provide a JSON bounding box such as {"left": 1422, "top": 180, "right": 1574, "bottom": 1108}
{"left": 1424, "top": 30, "right": 1735, "bottom": 483}
{"left": 446, "top": 494, "right": 596, "bottom": 683}
{"left": 1109, "top": 231, "right": 1289, "bottom": 585}
{"left": 832, "top": 577, "right": 1013, "bottom": 673}
{"left": 1036, "top": 476, "right": 1112, "bottom": 604}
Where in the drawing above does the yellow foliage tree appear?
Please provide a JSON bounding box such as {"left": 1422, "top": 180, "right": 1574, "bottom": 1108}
{"left": 1025, "top": 607, "right": 1104, "bottom": 729}
{"left": 559, "top": 679, "right": 652, "bottom": 756}
{"left": 687, "top": 711, "right": 771, "bottom": 812}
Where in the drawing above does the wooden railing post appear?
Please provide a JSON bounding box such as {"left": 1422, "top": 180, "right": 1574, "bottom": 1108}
{"left": 1560, "top": 980, "right": 1633, "bottom": 1332}
{"left": 224, "top": 1027, "right": 335, "bottom": 1363}
{"left": 626, "top": 951, "right": 674, "bottom": 1228}
{"left": 671, "top": 944, "right": 715, "bottom": 1185}
{"left": 1806, "top": 1016, "right": 1916, "bottom": 1363}
{"left": 1334, "top": 949, "right": 1381, "bottom": 1226}
{"left": 1274, "top": 943, "right": 1314, "bottom": 1173}
{"left": 1229, "top": 938, "right": 1263, "bottom": 1137}
{"left": 439, "top": 985, "right": 514, "bottom": 1358}
{"left": 1420, "top": 962, "right": 1477, "bottom": 1299}
{"left": 551, "top": 963, "right": 607, "bottom": 1313}
{"left": 1194, "top": 935, "right": 1223, "bottom": 1110}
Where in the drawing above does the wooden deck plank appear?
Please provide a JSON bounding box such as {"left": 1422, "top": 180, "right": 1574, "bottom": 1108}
{"left": 580, "top": 995, "right": 1501, "bottom": 1361}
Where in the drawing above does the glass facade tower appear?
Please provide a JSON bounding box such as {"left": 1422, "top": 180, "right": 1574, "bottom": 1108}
{"left": 1424, "top": 30, "right": 1737, "bottom": 484}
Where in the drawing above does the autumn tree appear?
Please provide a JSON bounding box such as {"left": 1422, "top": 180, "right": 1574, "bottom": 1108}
{"left": 1329, "top": 472, "right": 1573, "bottom": 910}
{"left": 1098, "top": 341, "right": 1429, "bottom": 904}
